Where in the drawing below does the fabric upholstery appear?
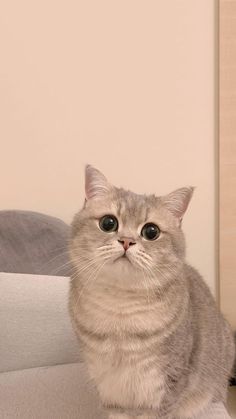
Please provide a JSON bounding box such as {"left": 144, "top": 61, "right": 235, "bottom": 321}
{"left": 0, "top": 273, "right": 80, "bottom": 373}
{"left": 0, "top": 363, "right": 106, "bottom": 419}
{"left": 0, "top": 272, "right": 233, "bottom": 418}
{"left": 0, "top": 363, "right": 232, "bottom": 419}
{"left": 0, "top": 210, "right": 72, "bottom": 276}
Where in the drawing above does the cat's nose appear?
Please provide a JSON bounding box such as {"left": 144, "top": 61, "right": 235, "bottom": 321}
{"left": 118, "top": 238, "right": 136, "bottom": 251}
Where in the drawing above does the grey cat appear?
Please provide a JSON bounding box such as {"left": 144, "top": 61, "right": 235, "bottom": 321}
{"left": 69, "top": 165, "right": 235, "bottom": 419}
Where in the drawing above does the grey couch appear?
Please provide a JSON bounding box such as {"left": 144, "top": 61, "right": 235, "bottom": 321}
{"left": 0, "top": 210, "right": 72, "bottom": 276}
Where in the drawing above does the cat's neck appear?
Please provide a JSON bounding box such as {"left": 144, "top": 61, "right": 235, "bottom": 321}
{"left": 84, "top": 265, "right": 186, "bottom": 302}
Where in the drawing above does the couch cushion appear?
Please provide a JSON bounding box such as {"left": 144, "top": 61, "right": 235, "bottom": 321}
{"left": 0, "top": 210, "right": 72, "bottom": 276}
{"left": 0, "top": 273, "right": 80, "bottom": 373}
{"left": 0, "top": 362, "right": 106, "bottom": 419}
{"left": 0, "top": 363, "right": 232, "bottom": 419}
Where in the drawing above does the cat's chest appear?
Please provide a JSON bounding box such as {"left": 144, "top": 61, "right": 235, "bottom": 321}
{"left": 73, "top": 284, "right": 170, "bottom": 353}
{"left": 71, "top": 284, "right": 170, "bottom": 409}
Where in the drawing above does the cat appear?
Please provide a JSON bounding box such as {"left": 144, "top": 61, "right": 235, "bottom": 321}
{"left": 69, "top": 165, "right": 235, "bottom": 419}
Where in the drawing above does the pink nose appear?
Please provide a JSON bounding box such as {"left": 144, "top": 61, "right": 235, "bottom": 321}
{"left": 118, "top": 238, "right": 136, "bottom": 251}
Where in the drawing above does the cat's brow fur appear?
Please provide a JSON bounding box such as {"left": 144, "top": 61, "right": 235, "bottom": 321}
{"left": 69, "top": 166, "right": 235, "bottom": 419}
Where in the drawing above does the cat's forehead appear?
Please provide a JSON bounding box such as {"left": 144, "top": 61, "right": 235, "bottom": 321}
{"left": 89, "top": 187, "right": 166, "bottom": 228}
{"left": 114, "top": 188, "right": 156, "bottom": 223}
{"left": 87, "top": 187, "right": 157, "bottom": 220}
{"left": 84, "top": 187, "right": 177, "bottom": 230}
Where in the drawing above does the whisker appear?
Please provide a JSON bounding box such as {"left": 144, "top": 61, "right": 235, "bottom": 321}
{"left": 139, "top": 265, "right": 151, "bottom": 305}
{"left": 73, "top": 258, "right": 108, "bottom": 306}
{"left": 38, "top": 249, "right": 71, "bottom": 272}
{"left": 45, "top": 243, "right": 70, "bottom": 255}
{"left": 97, "top": 244, "right": 114, "bottom": 251}
{"left": 49, "top": 260, "right": 74, "bottom": 276}
{"left": 137, "top": 250, "right": 153, "bottom": 262}
{"left": 142, "top": 262, "right": 160, "bottom": 290}
{"left": 72, "top": 257, "right": 102, "bottom": 276}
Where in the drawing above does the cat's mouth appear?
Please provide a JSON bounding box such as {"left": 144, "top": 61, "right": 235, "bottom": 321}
{"left": 114, "top": 252, "right": 131, "bottom": 264}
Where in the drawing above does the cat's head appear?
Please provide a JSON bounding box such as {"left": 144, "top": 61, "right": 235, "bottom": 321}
{"left": 70, "top": 165, "right": 194, "bottom": 289}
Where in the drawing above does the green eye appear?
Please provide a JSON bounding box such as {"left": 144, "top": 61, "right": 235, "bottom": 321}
{"left": 99, "top": 215, "right": 118, "bottom": 233}
{"left": 141, "top": 223, "right": 160, "bottom": 241}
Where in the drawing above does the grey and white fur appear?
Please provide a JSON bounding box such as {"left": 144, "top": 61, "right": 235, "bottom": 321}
{"left": 69, "top": 165, "right": 235, "bottom": 419}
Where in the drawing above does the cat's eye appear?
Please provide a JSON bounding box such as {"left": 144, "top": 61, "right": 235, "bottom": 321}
{"left": 141, "top": 223, "right": 160, "bottom": 241}
{"left": 99, "top": 215, "right": 118, "bottom": 233}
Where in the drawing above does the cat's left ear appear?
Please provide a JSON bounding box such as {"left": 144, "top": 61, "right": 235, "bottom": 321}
{"left": 162, "top": 187, "right": 195, "bottom": 225}
{"left": 85, "top": 165, "right": 111, "bottom": 201}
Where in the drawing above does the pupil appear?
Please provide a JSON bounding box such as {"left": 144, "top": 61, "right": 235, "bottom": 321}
{"left": 147, "top": 226, "right": 156, "bottom": 238}
{"left": 104, "top": 218, "right": 114, "bottom": 230}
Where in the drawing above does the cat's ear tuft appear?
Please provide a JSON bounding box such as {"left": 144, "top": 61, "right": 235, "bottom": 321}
{"left": 85, "top": 165, "right": 111, "bottom": 200}
{"left": 162, "top": 186, "right": 195, "bottom": 221}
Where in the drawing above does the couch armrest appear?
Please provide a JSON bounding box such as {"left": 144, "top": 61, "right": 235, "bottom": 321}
{"left": 0, "top": 272, "right": 80, "bottom": 373}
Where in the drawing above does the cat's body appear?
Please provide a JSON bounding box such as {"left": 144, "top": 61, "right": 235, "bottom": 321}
{"left": 69, "top": 166, "right": 235, "bottom": 419}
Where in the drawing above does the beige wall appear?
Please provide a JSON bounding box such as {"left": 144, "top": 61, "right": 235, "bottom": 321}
{"left": 0, "top": 1, "right": 216, "bottom": 292}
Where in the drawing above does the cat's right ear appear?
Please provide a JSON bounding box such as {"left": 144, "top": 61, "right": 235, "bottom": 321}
{"left": 161, "top": 186, "right": 194, "bottom": 226}
{"left": 85, "top": 165, "right": 111, "bottom": 201}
